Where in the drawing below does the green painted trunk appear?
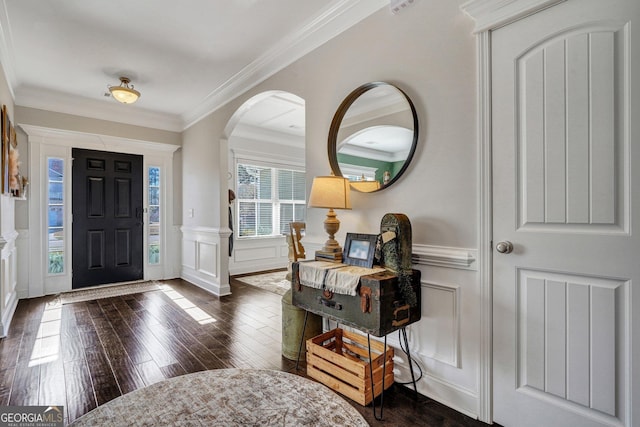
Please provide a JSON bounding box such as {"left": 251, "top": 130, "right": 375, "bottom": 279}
{"left": 291, "top": 263, "right": 421, "bottom": 337}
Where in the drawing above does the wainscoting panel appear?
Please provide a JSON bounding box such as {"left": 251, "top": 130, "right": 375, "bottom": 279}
{"left": 182, "top": 239, "right": 196, "bottom": 270}
{"left": 197, "top": 241, "right": 218, "bottom": 278}
{"left": 229, "top": 236, "right": 288, "bottom": 275}
{"left": 0, "top": 229, "right": 19, "bottom": 338}
{"left": 417, "top": 282, "right": 460, "bottom": 367}
{"left": 15, "top": 229, "right": 29, "bottom": 299}
{"left": 385, "top": 278, "right": 475, "bottom": 418}
{"left": 234, "top": 246, "right": 277, "bottom": 262}
{"left": 181, "top": 226, "right": 231, "bottom": 296}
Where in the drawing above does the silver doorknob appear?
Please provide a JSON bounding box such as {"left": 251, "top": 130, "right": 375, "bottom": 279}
{"left": 496, "top": 241, "right": 513, "bottom": 254}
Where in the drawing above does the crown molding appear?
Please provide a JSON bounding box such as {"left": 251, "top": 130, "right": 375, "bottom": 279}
{"left": 460, "top": 0, "right": 566, "bottom": 33}
{"left": 15, "top": 86, "right": 183, "bottom": 132}
{"left": 181, "top": 0, "right": 388, "bottom": 129}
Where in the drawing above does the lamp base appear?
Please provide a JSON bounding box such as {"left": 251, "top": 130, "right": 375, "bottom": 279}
{"left": 321, "top": 208, "right": 343, "bottom": 255}
{"left": 315, "top": 250, "right": 343, "bottom": 262}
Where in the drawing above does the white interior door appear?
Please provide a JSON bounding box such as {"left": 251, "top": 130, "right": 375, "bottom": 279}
{"left": 492, "top": 0, "right": 639, "bottom": 426}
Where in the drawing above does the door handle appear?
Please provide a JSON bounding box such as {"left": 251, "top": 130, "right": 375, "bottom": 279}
{"left": 496, "top": 241, "right": 513, "bottom": 254}
{"left": 135, "top": 207, "right": 144, "bottom": 226}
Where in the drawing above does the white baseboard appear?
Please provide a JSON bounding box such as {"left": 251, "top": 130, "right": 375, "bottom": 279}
{"left": 394, "top": 359, "right": 479, "bottom": 419}
{"left": 181, "top": 267, "right": 231, "bottom": 297}
{"left": 229, "top": 260, "right": 287, "bottom": 276}
{"left": 0, "top": 291, "right": 18, "bottom": 338}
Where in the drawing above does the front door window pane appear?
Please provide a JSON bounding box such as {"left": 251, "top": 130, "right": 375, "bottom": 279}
{"left": 47, "top": 158, "right": 64, "bottom": 274}
{"left": 148, "top": 167, "right": 160, "bottom": 264}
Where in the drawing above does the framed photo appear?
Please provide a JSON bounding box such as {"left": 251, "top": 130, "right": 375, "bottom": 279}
{"left": 1, "top": 105, "right": 8, "bottom": 194}
{"left": 343, "top": 232, "right": 378, "bottom": 268}
{"left": 10, "top": 123, "right": 16, "bottom": 148}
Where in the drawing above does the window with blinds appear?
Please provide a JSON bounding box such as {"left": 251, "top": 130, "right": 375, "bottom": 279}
{"left": 237, "top": 163, "right": 305, "bottom": 238}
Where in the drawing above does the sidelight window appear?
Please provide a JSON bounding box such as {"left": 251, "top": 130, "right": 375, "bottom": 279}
{"left": 148, "top": 166, "right": 161, "bottom": 264}
{"left": 47, "top": 158, "right": 64, "bottom": 274}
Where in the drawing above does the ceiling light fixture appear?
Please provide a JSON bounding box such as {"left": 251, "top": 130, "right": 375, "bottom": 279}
{"left": 108, "top": 77, "right": 140, "bottom": 104}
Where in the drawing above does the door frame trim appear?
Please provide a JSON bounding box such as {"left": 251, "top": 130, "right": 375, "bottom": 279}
{"left": 20, "top": 124, "right": 180, "bottom": 297}
{"left": 460, "top": 0, "right": 566, "bottom": 423}
{"left": 461, "top": 0, "right": 567, "bottom": 33}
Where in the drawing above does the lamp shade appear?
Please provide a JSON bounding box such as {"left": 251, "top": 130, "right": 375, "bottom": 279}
{"left": 308, "top": 176, "right": 351, "bottom": 209}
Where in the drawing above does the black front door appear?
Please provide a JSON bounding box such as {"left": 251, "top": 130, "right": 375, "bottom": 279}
{"left": 72, "top": 148, "right": 144, "bottom": 288}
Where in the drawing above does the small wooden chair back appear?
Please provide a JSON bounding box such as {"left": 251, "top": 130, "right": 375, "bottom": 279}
{"left": 290, "top": 222, "right": 306, "bottom": 261}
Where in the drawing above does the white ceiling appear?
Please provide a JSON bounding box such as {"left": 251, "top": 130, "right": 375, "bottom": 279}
{"left": 0, "top": 0, "right": 388, "bottom": 132}
{"left": 231, "top": 91, "right": 306, "bottom": 144}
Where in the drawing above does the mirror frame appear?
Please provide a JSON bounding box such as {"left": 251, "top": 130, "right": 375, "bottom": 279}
{"left": 328, "top": 81, "right": 419, "bottom": 192}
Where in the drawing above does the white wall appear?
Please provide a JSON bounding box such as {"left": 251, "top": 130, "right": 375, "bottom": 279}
{"left": 182, "top": 0, "right": 481, "bottom": 418}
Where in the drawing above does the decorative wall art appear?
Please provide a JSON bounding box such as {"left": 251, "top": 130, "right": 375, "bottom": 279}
{"left": 2, "top": 104, "right": 9, "bottom": 194}
{"left": 1, "top": 104, "right": 27, "bottom": 198}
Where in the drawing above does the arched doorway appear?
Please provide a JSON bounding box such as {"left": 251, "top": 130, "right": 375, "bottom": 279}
{"left": 223, "top": 91, "right": 305, "bottom": 276}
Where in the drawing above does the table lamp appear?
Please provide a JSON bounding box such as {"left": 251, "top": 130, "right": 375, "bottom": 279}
{"left": 308, "top": 175, "right": 351, "bottom": 260}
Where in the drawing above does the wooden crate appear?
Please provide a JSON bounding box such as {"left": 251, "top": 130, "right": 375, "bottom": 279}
{"left": 306, "top": 328, "right": 394, "bottom": 406}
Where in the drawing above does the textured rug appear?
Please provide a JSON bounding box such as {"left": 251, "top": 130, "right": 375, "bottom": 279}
{"left": 70, "top": 369, "right": 369, "bottom": 426}
{"left": 57, "top": 281, "right": 163, "bottom": 304}
{"left": 235, "top": 271, "right": 290, "bottom": 296}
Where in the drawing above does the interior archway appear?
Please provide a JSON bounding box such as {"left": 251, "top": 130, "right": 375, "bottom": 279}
{"left": 223, "top": 91, "right": 306, "bottom": 276}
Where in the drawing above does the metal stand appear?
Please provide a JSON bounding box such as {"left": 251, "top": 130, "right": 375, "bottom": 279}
{"left": 400, "top": 327, "right": 419, "bottom": 398}
{"left": 367, "top": 327, "right": 419, "bottom": 420}
{"left": 367, "top": 333, "right": 387, "bottom": 421}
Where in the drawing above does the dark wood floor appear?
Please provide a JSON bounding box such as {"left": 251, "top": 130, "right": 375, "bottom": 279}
{"left": 0, "top": 277, "right": 491, "bottom": 426}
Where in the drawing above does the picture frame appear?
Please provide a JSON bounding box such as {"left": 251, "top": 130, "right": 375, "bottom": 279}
{"left": 10, "top": 122, "right": 16, "bottom": 148}
{"left": 342, "top": 232, "right": 378, "bottom": 268}
{"left": 1, "top": 105, "right": 8, "bottom": 194}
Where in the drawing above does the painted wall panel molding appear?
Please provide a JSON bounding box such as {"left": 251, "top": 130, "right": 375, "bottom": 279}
{"left": 412, "top": 244, "right": 477, "bottom": 270}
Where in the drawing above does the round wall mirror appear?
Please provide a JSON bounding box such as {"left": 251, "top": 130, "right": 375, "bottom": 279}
{"left": 328, "top": 82, "right": 418, "bottom": 192}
